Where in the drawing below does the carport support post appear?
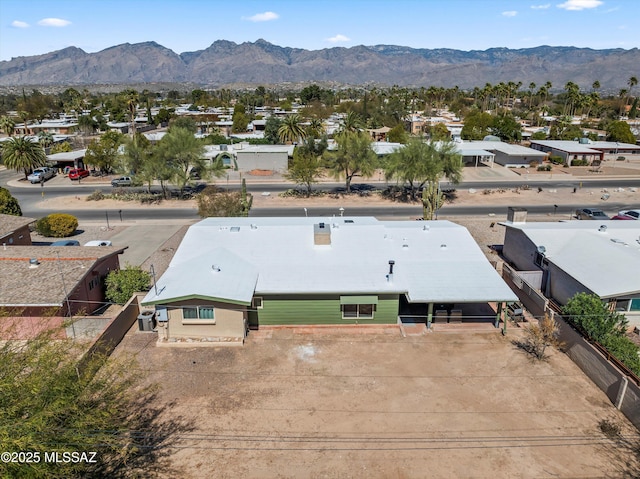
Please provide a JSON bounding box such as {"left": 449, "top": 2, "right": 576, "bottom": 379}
{"left": 427, "top": 302, "right": 433, "bottom": 329}
{"left": 495, "top": 302, "right": 503, "bottom": 329}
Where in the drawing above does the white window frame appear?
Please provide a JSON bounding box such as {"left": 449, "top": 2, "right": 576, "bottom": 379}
{"left": 341, "top": 303, "right": 376, "bottom": 319}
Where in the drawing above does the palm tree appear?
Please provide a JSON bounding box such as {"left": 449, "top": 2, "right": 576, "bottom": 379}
{"left": 340, "top": 111, "right": 363, "bottom": 135}
{"left": 37, "top": 131, "right": 54, "bottom": 149}
{"left": 277, "top": 114, "right": 306, "bottom": 144}
{"left": 122, "top": 89, "right": 139, "bottom": 140}
{"left": 0, "top": 116, "right": 15, "bottom": 137}
{"left": 1, "top": 136, "right": 48, "bottom": 180}
{"left": 625, "top": 76, "right": 638, "bottom": 115}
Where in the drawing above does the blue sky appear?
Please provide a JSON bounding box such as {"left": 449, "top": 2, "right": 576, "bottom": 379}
{"left": 0, "top": 0, "right": 638, "bottom": 61}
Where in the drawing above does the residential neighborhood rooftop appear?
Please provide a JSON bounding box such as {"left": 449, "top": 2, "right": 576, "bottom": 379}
{"left": 502, "top": 221, "right": 640, "bottom": 299}
{"left": 142, "top": 217, "right": 517, "bottom": 306}
{"left": 0, "top": 246, "right": 125, "bottom": 307}
{"left": 0, "top": 214, "right": 35, "bottom": 239}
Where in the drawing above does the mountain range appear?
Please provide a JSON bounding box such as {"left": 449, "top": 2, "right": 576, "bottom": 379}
{"left": 1, "top": 39, "right": 638, "bottom": 90}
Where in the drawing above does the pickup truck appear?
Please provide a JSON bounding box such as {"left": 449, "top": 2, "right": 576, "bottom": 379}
{"left": 27, "top": 167, "right": 56, "bottom": 184}
{"left": 111, "top": 176, "right": 132, "bottom": 187}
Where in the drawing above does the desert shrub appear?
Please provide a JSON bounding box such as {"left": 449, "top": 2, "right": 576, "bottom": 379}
{"left": 537, "top": 164, "right": 552, "bottom": 171}
{"left": 87, "top": 190, "right": 105, "bottom": 201}
{"left": 35, "top": 213, "right": 78, "bottom": 238}
{"left": 549, "top": 155, "right": 564, "bottom": 165}
{"left": 519, "top": 313, "right": 564, "bottom": 360}
{"left": 571, "top": 159, "right": 589, "bottom": 166}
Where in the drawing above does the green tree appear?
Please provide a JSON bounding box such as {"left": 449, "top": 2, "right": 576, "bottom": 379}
{"left": 0, "top": 328, "right": 154, "bottom": 477}
{"left": 0, "top": 187, "right": 22, "bottom": 216}
{"left": 325, "top": 130, "right": 376, "bottom": 193}
{"left": 264, "top": 116, "right": 283, "bottom": 144}
{"left": 278, "top": 114, "right": 306, "bottom": 144}
{"left": 284, "top": 137, "right": 325, "bottom": 196}
{"left": 1, "top": 136, "right": 47, "bottom": 179}
{"left": 606, "top": 120, "right": 635, "bottom": 144}
{"left": 121, "top": 89, "right": 139, "bottom": 138}
{"left": 50, "top": 142, "right": 72, "bottom": 154}
{"left": 340, "top": 111, "right": 363, "bottom": 134}
{"left": 461, "top": 110, "right": 494, "bottom": 140}
{"left": 169, "top": 116, "right": 197, "bottom": 133}
{"left": 429, "top": 122, "right": 450, "bottom": 140}
{"left": 105, "top": 266, "right": 151, "bottom": 304}
{"left": 232, "top": 103, "right": 249, "bottom": 133}
{"left": 386, "top": 123, "right": 408, "bottom": 143}
{"left": 0, "top": 115, "right": 15, "bottom": 136}
{"left": 384, "top": 138, "right": 463, "bottom": 200}
{"left": 562, "top": 292, "right": 628, "bottom": 343}
{"left": 84, "top": 130, "right": 123, "bottom": 174}
{"left": 490, "top": 114, "right": 522, "bottom": 142}
{"left": 121, "top": 133, "right": 152, "bottom": 175}
{"left": 157, "top": 127, "right": 206, "bottom": 193}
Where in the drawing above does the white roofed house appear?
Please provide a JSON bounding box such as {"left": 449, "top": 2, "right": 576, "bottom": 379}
{"left": 501, "top": 219, "right": 640, "bottom": 326}
{"left": 141, "top": 217, "right": 518, "bottom": 345}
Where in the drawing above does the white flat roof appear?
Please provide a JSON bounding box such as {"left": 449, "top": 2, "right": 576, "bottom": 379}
{"left": 459, "top": 141, "right": 547, "bottom": 157}
{"left": 142, "top": 217, "right": 517, "bottom": 306}
{"left": 504, "top": 222, "right": 640, "bottom": 298}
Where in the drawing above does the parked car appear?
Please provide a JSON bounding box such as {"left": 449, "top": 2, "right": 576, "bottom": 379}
{"left": 50, "top": 240, "right": 80, "bottom": 246}
{"left": 618, "top": 209, "right": 640, "bottom": 220}
{"left": 575, "top": 208, "right": 610, "bottom": 220}
{"left": 111, "top": 176, "right": 132, "bottom": 187}
{"left": 68, "top": 168, "right": 90, "bottom": 180}
{"left": 611, "top": 215, "right": 634, "bottom": 220}
{"left": 27, "top": 167, "right": 56, "bottom": 184}
{"left": 84, "top": 240, "right": 112, "bottom": 246}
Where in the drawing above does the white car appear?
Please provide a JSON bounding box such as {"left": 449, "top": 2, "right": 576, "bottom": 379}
{"left": 84, "top": 240, "right": 113, "bottom": 246}
{"left": 618, "top": 210, "right": 640, "bottom": 220}
{"left": 27, "top": 167, "right": 56, "bottom": 184}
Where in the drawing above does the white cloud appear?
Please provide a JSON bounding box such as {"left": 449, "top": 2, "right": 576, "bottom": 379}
{"left": 243, "top": 11, "right": 279, "bottom": 22}
{"left": 326, "top": 34, "right": 351, "bottom": 43}
{"left": 11, "top": 20, "right": 29, "bottom": 28}
{"left": 556, "top": 0, "right": 603, "bottom": 11}
{"left": 531, "top": 4, "right": 551, "bottom": 9}
{"left": 502, "top": 10, "right": 518, "bottom": 17}
{"left": 37, "top": 18, "right": 72, "bottom": 27}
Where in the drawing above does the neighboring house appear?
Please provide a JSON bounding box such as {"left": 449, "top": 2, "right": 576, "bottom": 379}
{"left": 456, "top": 140, "right": 548, "bottom": 167}
{"left": 367, "top": 127, "right": 391, "bottom": 142}
{"left": 529, "top": 139, "right": 640, "bottom": 164}
{"left": 0, "top": 245, "right": 126, "bottom": 317}
{"left": 0, "top": 214, "right": 35, "bottom": 246}
{"left": 28, "top": 119, "right": 78, "bottom": 135}
{"left": 203, "top": 144, "right": 293, "bottom": 172}
{"left": 501, "top": 218, "right": 640, "bottom": 325}
{"left": 141, "top": 217, "right": 518, "bottom": 344}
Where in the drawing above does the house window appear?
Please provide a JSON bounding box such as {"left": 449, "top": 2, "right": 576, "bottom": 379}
{"left": 182, "top": 306, "right": 216, "bottom": 323}
{"left": 252, "top": 297, "right": 263, "bottom": 309}
{"left": 339, "top": 296, "right": 378, "bottom": 319}
{"left": 341, "top": 303, "right": 376, "bottom": 319}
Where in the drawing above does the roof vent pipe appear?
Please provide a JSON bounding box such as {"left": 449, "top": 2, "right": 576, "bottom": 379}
{"left": 598, "top": 225, "right": 607, "bottom": 232}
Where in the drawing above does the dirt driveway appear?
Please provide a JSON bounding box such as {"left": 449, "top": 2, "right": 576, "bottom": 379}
{"left": 116, "top": 326, "right": 639, "bottom": 478}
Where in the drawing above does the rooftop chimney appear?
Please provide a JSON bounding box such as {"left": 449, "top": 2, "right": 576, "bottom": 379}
{"left": 507, "top": 207, "right": 527, "bottom": 224}
{"left": 314, "top": 222, "right": 331, "bottom": 245}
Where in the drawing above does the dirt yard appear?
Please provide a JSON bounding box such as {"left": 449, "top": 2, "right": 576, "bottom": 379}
{"left": 115, "top": 327, "right": 639, "bottom": 478}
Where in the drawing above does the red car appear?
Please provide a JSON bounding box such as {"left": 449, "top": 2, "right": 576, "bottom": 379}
{"left": 68, "top": 168, "right": 90, "bottom": 180}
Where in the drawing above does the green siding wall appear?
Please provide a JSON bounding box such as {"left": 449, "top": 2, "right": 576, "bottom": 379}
{"left": 256, "top": 294, "right": 399, "bottom": 325}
